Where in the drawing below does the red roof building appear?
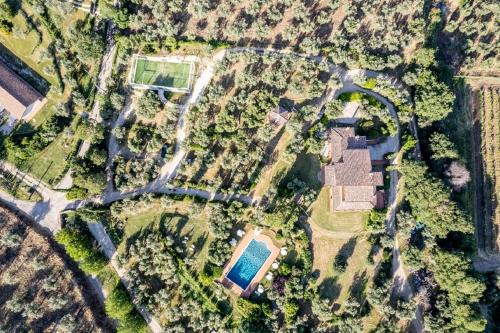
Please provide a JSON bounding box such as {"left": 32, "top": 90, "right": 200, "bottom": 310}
{"left": 321, "top": 127, "right": 385, "bottom": 211}
{"left": 0, "top": 61, "right": 46, "bottom": 121}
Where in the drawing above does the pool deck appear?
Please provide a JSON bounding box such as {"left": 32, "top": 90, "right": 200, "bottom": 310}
{"left": 219, "top": 231, "right": 280, "bottom": 297}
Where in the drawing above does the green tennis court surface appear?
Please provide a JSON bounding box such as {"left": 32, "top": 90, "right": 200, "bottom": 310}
{"left": 133, "top": 58, "right": 192, "bottom": 90}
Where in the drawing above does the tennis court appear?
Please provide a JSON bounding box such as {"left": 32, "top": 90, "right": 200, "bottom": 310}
{"left": 131, "top": 56, "right": 194, "bottom": 92}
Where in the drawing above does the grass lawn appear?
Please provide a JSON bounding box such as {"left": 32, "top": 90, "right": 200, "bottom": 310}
{"left": 309, "top": 187, "right": 377, "bottom": 313}
{"left": 309, "top": 188, "right": 369, "bottom": 233}
{"left": 133, "top": 58, "right": 192, "bottom": 90}
{"left": 23, "top": 133, "right": 77, "bottom": 186}
{"left": 252, "top": 131, "right": 293, "bottom": 197}
{"left": 19, "top": 116, "right": 81, "bottom": 186}
{"left": 0, "top": 12, "right": 57, "bottom": 87}
{"left": 285, "top": 152, "right": 322, "bottom": 190}
{"left": 118, "top": 200, "right": 212, "bottom": 269}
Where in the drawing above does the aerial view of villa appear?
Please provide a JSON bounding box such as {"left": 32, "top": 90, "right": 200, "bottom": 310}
{"left": 0, "top": 0, "right": 498, "bottom": 332}
{"left": 321, "top": 127, "right": 385, "bottom": 212}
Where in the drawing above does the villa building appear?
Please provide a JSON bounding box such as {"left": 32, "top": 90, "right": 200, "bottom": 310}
{"left": 0, "top": 61, "right": 46, "bottom": 122}
{"left": 321, "top": 127, "right": 385, "bottom": 212}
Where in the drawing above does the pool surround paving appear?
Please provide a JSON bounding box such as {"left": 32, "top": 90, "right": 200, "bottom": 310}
{"left": 220, "top": 231, "right": 280, "bottom": 297}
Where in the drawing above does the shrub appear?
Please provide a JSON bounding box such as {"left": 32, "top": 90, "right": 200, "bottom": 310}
{"left": 55, "top": 226, "right": 108, "bottom": 274}
{"left": 284, "top": 300, "right": 299, "bottom": 324}
{"left": 117, "top": 310, "right": 148, "bottom": 333}
{"left": 105, "top": 285, "right": 134, "bottom": 321}
{"left": 362, "top": 78, "right": 377, "bottom": 89}
{"left": 66, "top": 186, "right": 88, "bottom": 200}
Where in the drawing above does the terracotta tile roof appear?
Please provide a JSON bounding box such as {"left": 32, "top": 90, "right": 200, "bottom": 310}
{"left": 333, "top": 149, "right": 374, "bottom": 186}
{"left": 323, "top": 126, "right": 385, "bottom": 211}
{"left": 330, "top": 127, "right": 355, "bottom": 162}
{"left": 343, "top": 185, "right": 376, "bottom": 202}
{"left": 371, "top": 171, "right": 384, "bottom": 186}
{"left": 0, "top": 61, "right": 43, "bottom": 119}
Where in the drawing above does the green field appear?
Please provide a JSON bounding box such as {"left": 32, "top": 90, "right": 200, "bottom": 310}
{"left": 133, "top": 58, "right": 192, "bottom": 90}
{"left": 116, "top": 200, "right": 212, "bottom": 269}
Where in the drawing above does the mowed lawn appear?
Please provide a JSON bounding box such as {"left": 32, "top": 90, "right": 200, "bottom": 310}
{"left": 309, "top": 187, "right": 377, "bottom": 313}
{"left": 23, "top": 131, "right": 77, "bottom": 186}
{"left": 117, "top": 200, "right": 212, "bottom": 269}
{"left": 133, "top": 58, "right": 192, "bottom": 90}
{"left": 310, "top": 187, "right": 369, "bottom": 233}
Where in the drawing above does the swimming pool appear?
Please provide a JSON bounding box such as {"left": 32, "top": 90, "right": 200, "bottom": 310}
{"left": 226, "top": 239, "right": 271, "bottom": 290}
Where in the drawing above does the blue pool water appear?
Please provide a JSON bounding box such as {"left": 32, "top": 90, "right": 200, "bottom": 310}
{"left": 226, "top": 239, "right": 271, "bottom": 290}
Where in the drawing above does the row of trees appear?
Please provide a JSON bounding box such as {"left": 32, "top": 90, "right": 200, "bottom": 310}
{"left": 0, "top": 208, "right": 110, "bottom": 332}
{"left": 397, "top": 160, "right": 486, "bottom": 332}
{"left": 56, "top": 210, "right": 147, "bottom": 332}
{"left": 119, "top": 223, "right": 228, "bottom": 332}
{"left": 108, "top": 0, "right": 426, "bottom": 72}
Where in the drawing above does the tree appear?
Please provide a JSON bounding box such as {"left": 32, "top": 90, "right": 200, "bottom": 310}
{"left": 398, "top": 159, "right": 473, "bottom": 237}
{"left": 55, "top": 227, "right": 106, "bottom": 274}
{"left": 414, "top": 71, "right": 455, "bottom": 127}
{"left": 89, "top": 148, "right": 107, "bottom": 166}
{"left": 136, "top": 91, "right": 161, "bottom": 119}
{"left": 105, "top": 285, "right": 134, "bottom": 320}
{"left": 284, "top": 299, "right": 299, "bottom": 324}
{"left": 74, "top": 33, "right": 105, "bottom": 65}
{"left": 429, "top": 132, "right": 459, "bottom": 160}
{"left": 323, "top": 100, "right": 344, "bottom": 120}
{"left": 444, "top": 161, "right": 470, "bottom": 191}
{"left": 56, "top": 314, "right": 77, "bottom": 333}
{"left": 412, "top": 48, "right": 436, "bottom": 68}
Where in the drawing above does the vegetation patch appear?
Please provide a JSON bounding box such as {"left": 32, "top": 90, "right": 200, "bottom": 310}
{"left": 0, "top": 206, "right": 112, "bottom": 332}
